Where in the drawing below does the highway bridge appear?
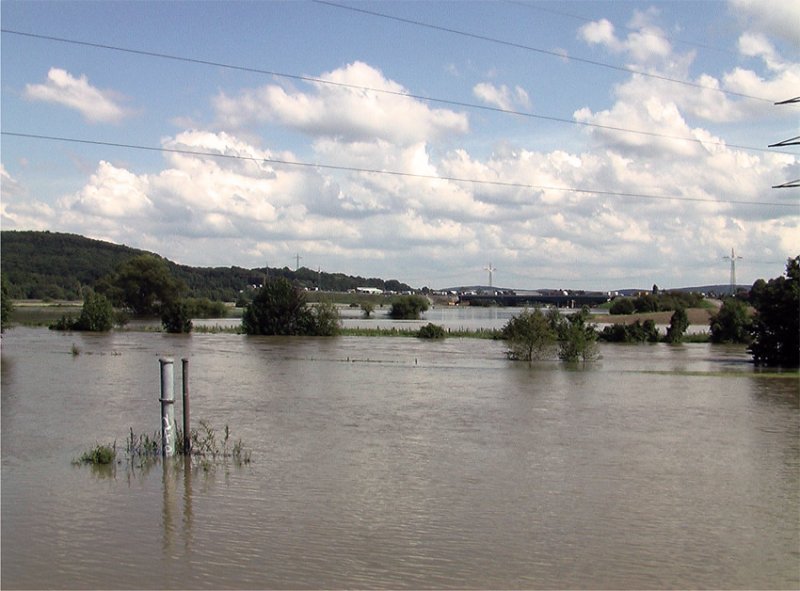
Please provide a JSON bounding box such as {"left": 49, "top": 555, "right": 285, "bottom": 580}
{"left": 458, "top": 290, "right": 611, "bottom": 308}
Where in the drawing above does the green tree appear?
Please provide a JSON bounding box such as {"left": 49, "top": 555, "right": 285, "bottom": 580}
{"left": 665, "top": 307, "right": 689, "bottom": 343}
{"left": 76, "top": 291, "right": 114, "bottom": 331}
{"left": 502, "top": 308, "right": 557, "bottom": 361}
{"left": 557, "top": 307, "right": 598, "bottom": 362}
{"left": 609, "top": 297, "right": 635, "bottom": 315}
{"left": 748, "top": 256, "right": 799, "bottom": 367}
{"left": 709, "top": 298, "right": 752, "bottom": 344}
{"left": 161, "top": 300, "right": 193, "bottom": 333}
{"left": 389, "top": 295, "right": 429, "bottom": 320}
{"left": 242, "top": 278, "right": 310, "bottom": 335}
{"left": 54, "top": 290, "right": 114, "bottom": 332}
{"left": 309, "top": 300, "right": 341, "bottom": 336}
{"left": 360, "top": 301, "right": 375, "bottom": 318}
{"left": 1, "top": 273, "right": 14, "bottom": 331}
{"left": 105, "top": 254, "right": 185, "bottom": 316}
{"left": 634, "top": 293, "right": 659, "bottom": 313}
{"left": 242, "top": 278, "right": 339, "bottom": 336}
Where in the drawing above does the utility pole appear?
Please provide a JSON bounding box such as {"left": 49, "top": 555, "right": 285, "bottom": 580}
{"left": 770, "top": 97, "right": 799, "bottom": 189}
{"left": 723, "top": 248, "right": 742, "bottom": 296}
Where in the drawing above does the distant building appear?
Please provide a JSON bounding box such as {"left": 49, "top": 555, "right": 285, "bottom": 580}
{"left": 356, "top": 287, "right": 383, "bottom": 295}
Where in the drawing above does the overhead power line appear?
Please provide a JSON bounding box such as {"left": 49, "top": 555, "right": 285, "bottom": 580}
{"left": 312, "top": 0, "right": 775, "bottom": 103}
{"left": 4, "top": 131, "right": 797, "bottom": 208}
{"left": 505, "top": 0, "right": 741, "bottom": 58}
{"left": 1, "top": 29, "right": 791, "bottom": 157}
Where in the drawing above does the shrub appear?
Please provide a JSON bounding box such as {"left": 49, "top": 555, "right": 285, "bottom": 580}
{"left": 51, "top": 291, "right": 113, "bottom": 332}
{"left": 185, "top": 297, "right": 228, "bottom": 318}
{"left": 417, "top": 323, "right": 446, "bottom": 339}
{"left": 599, "top": 320, "right": 659, "bottom": 343}
{"left": 309, "top": 300, "right": 341, "bottom": 336}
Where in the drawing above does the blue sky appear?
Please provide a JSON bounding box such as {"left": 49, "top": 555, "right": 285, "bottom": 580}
{"left": 2, "top": 0, "right": 798, "bottom": 290}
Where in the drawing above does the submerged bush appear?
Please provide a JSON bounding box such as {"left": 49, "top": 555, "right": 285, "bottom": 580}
{"left": 50, "top": 291, "right": 114, "bottom": 332}
{"left": 599, "top": 319, "right": 660, "bottom": 343}
{"left": 161, "top": 299, "right": 193, "bottom": 333}
{"left": 417, "top": 323, "right": 446, "bottom": 339}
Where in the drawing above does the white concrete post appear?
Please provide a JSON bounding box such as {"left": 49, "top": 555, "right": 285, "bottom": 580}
{"left": 159, "top": 358, "right": 176, "bottom": 458}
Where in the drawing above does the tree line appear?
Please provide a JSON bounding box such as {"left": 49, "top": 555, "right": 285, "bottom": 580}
{"left": 499, "top": 257, "right": 798, "bottom": 368}
{"left": 0, "top": 230, "right": 412, "bottom": 301}
{"left": 1, "top": 235, "right": 796, "bottom": 367}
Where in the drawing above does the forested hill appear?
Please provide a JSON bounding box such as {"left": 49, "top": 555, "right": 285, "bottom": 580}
{"left": 0, "top": 231, "right": 413, "bottom": 300}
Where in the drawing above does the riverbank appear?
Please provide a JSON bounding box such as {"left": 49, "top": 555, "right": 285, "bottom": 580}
{"left": 6, "top": 300, "right": 717, "bottom": 341}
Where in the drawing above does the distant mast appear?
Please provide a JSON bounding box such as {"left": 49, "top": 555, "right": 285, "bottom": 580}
{"left": 723, "top": 248, "right": 742, "bottom": 296}
{"left": 484, "top": 263, "right": 496, "bottom": 289}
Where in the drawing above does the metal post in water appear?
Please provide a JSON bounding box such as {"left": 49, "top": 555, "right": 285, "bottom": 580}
{"left": 182, "top": 358, "right": 190, "bottom": 455}
{"left": 159, "top": 358, "right": 176, "bottom": 458}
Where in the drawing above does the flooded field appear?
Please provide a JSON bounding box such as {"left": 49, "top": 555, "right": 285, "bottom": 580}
{"left": 2, "top": 326, "right": 798, "bottom": 589}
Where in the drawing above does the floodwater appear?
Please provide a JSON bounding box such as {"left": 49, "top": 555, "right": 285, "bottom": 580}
{"left": 1, "top": 324, "right": 798, "bottom": 589}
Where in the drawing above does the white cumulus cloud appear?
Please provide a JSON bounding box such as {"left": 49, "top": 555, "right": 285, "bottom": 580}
{"left": 24, "top": 68, "right": 132, "bottom": 124}
{"left": 213, "top": 61, "right": 468, "bottom": 145}
{"left": 472, "top": 82, "right": 531, "bottom": 111}
{"left": 728, "top": 0, "right": 800, "bottom": 47}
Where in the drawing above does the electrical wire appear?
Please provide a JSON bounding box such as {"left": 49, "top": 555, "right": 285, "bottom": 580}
{"left": 312, "top": 0, "right": 775, "bottom": 103}
{"left": 504, "top": 0, "right": 742, "bottom": 58}
{"left": 4, "top": 131, "right": 797, "bottom": 208}
{"left": 1, "top": 29, "right": 793, "bottom": 157}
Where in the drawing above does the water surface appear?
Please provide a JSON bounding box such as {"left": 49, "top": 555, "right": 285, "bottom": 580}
{"left": 2, "top": 327, "right": 798, "bottom": 589}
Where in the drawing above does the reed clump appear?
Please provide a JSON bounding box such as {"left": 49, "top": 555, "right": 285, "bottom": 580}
{"left": 72, "top": 442, "right": 116, "bottom": 465}
{"left": 74, "top": 420, "right": 251, "bottom": 468}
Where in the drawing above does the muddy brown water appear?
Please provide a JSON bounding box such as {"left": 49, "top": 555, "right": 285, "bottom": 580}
{"left": 2, "top": 326, "right": 798, "bottom": 589}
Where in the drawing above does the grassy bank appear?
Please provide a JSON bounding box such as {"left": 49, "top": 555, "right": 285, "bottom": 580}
{"left": 592, "top": 308, "right": 714, "bottom": 326}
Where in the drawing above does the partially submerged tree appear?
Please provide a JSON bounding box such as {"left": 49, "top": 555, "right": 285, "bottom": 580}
{"left": 161, "top": 300, "right": 193, "bottom": 334}
{"left": 555, "top": 307, "right": 599, "bottom": 362}
{"left": 665, "top": 307, "right": 689, "bottom": 344}
{"left": 502, "top": 308, "right": 557, "bottom": 362}
{"left": 749, "top": 256, "right": 799, "bottom": 367}
{"left": 709, "top": 298, "right": 752, "bottom": 344}
{"left": 242, "top": 278, "right": 340, "bottom": 336}
{"left": 360, "top": 301, "right": 375, "bottom": 318}
{"left": 1, "top": 273, "right": 13, "bottom": 331}
{"left": 51, "top": 290, "right": 114, "bottom": 332}
{"left": 389, "top": 295, "right": 429, "bottom": 320}
{"left": 102, "top": 254, "right": 186, "bottom": 316}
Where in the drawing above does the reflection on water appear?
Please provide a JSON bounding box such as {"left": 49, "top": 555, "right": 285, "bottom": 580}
{"left": 1, "top": 327, "right": 798, "bottom": 589}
